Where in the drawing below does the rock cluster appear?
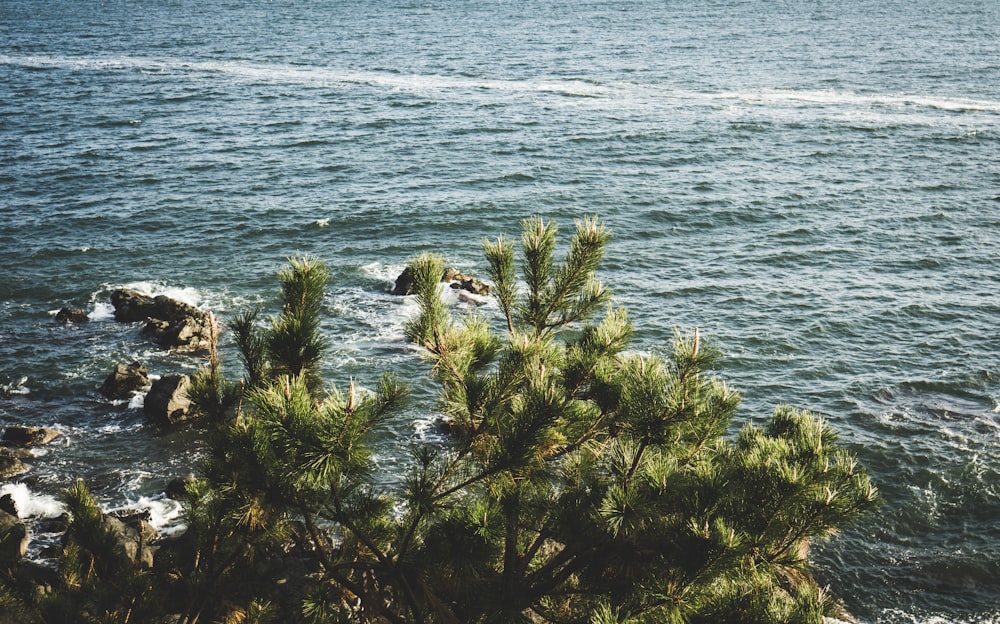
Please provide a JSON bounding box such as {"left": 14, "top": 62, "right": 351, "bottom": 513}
{"left": 390, "top": 266, "right": 491, "bottom": 297}
{"left": 110, "top": 289, "right": 214, "bottom": 352}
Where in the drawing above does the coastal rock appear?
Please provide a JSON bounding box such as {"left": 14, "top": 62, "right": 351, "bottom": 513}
{"left": 110, "top": 289, "right": 159, "bottom": 323}
{"left": 55, "top": 307, "right": 89, "bottom": 324}
{"left": 64, "top": 509, "right": 157, "bottom": 570}
{"left": 1, "top": 426, "right": 61, "bottom": 448}
{"left": 144, "top": 374, "right": 193, "bottom": 425}
{"left": 99, "top": 361, "right": 150, "bottom": 400}
{"left": 110, "top": 289, "right": 213, "bottom": 352}
{"left": 390, "top": 265, "right": 490, "bottom": 296}
{"left": 450, "top": 277, "right": 490, "bottom": 296}
{"left": 390, "top": 266, "right": 417, "bottom": 295}
{"left": 0, "top": 509, "right": 28, "bottom": 568}
{"left": 0, "top": 453, "right": 29, "bottom": 479}
{"left": 0, "top": 494, "right": 16, "bottom": 517}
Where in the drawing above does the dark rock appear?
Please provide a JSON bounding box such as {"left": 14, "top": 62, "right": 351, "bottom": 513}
{"left": 450, "top": 277, "right": 491, "bottom": 296}
{"left": 1, "top": 426, "right": 60, "bottom": 448}
{"left": 110, "top": 288, "right": 213, "bottom": 352}
{"left": 165, "top": 475, "right": 197, "bottom": 501}
{"left": 55, "top": 307, "right": 89, "bottom": 324}
{"left": 0, "top": 509, "right": 28, "bottom": 567}
{"left": 110, "top": 289, "right": 159, "bottom": 323}
{"left": 390, "top": 266, "right": 417, "bottom": 296}
{"left": 390, "top": 265, "right": 489, "bottom": 296}
{"left": 99, "top": 361, "right": 150, "bottom": 400}
{"left": 144, "top": 374, "right": 193, "bottom": 425}
{"left": 0, "top": 494, "right": 16, "bottom": 517}
{"left": 36, "top": 513, "right": 71, "bottom": 535}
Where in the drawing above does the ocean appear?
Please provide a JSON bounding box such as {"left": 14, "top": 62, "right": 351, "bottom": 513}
{"left": 1, "top": 0, "right": 998, "bottom": 621}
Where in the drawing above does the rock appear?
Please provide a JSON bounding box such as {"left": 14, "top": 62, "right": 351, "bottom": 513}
{"left": 0, "top": 494, "right": 16, "bottom": 517}
{"left": 450, "top": 277, "right": 491, "bottom": 296}
{"left": 63, "top": 509, "right": 157, "bottom": 569}
{"left": 99, "top": 361, "right": 150, "bottom": 400}
{"left": 0, "top": 454, "right": 29, "bottom": 479}
{"left": 1, "top": 426, "right": 60, "bottom": 448}
{"left": 110, "top": 289, "right": 159, "bottom": 323}
{"left": 390, "top": 266, "right": 417, "bottom": 296}
{"left": 390, "top": 265, "right": 490, "bottom": 296}
{"left": 0, "top": 509, "right": 28, "bottom": 567}
{"left": 110, "top": 288, "right": 213, "bottom": 352}
{"left": 144, "top": 374, "right": 193, "bottom": 425}
{"left": 165, "top": 475, "right": 197, "bottom": 501}
{"left": 55, "top": 307, "right": 89, "bottom": 324}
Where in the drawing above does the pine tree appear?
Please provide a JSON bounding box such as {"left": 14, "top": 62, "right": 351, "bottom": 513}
{"left": 3, "top": 221, "right": 877, "bottom": 624}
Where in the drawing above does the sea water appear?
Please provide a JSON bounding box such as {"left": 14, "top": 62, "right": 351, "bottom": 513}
{"left": 1, "top": 0, "right": 998, "bottom": 621}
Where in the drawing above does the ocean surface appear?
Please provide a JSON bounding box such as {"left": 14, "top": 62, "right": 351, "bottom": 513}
{"left": 1, "top": 0, "right": 998, "bottom": 621}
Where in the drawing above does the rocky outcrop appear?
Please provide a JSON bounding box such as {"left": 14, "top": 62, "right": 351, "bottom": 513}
{"left": 99, "top": 361, "right": 150, "bottom": 400}
{"left": 0, "top": 509, "right": 28, "bottom": 568}
{"left": 1, "top": 426, "right": 61, "bottom": 448}
{"left": 63, "top": 509, "right": 158, "bottom": 570}
{"left": 110, "top": 289, "right": 213, "bottom": 352}
{"left": 449, "top": 277, "right": 490, "bottom": 296}
{"left": 55, "top": 307, "right": 89, "bottom": 323}
{"left": 390, "top": 266, "right": 491, "bottom": 296}
{"left": 0, "top": 453, "right": 28, "bottom": 479}
{"left": 144, "top": 374, "right": 193, "bottom": 425}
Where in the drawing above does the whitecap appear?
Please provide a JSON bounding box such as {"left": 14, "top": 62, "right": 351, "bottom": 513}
{"left": 314, "top": 218, "right": 331, "bottom": 228}
{"left": 0, "top": 483, "right": 65, "bottom": 519}
{"left": 88, "top": 301, "right": 115, "bottom": 321}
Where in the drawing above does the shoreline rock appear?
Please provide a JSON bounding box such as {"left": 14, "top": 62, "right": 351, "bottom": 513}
{"left": 390, "top": 266, "right": 491, "bottom": 297}
{"left": 110, "top": 289, "right": 213, "bottom": 353}
{"left": 1, "top": 426, "right": 61, "bottom": 448}
{"left": 99, "top": 361, "right": 150, "bottom": 400}
{"left": 144, "top": 374, "right": 194, "bottom": 425}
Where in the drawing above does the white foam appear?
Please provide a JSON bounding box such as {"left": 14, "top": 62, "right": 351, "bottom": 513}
{"left": 314, "top": 218, "right": 331, "bottom": 227}
{"left": 89, "top": 301, "right": 115, "bottom": 321}
{"left": 0, "top": 483, "right": 65, "bottom": 519}
{"left": 1, "top": 376, "right": 29, "bottom": 395}
{"left": 120, "top": 281, "right": 203, "bottom": 307}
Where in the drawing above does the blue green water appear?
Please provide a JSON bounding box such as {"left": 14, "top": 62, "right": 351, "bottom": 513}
{"left": 2, "top": 0, "right": 999, "bottom": 621}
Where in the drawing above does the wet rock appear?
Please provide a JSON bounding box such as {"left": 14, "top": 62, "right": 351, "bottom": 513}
{"left": 55, "top": 307, "right": 89, "bottom": 324}
{"left": 0, "top": 454, "right": 29, "bottom": 479}
{"left": 1, "top": 426, "right": 61, "bottom": 448}
{"left": 0, "top": 494, "right": 16, "bottom": 517}
{"left": 390, "top": 266, "right": 417, "bottom": 296}
{"left": 144, "top": 374, "right": 193, "bottom": 425}
{"left": 110, "top": 289, "right": 213, "bottom": 352}
{"left": 99, "top": 361, "right": 150, "bottom": 400}
{"left": 450, "top": 277, "right": 491, "bottom": 296}
{"left": 390, "top": 265, "right": 490, "bottom": 296}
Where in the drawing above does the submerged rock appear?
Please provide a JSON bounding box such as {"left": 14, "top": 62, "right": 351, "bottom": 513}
{"left": 144, "top": 374, "right": 193, "bottom": 425}
{"left": 100, "top": 361, "right": 150, "bottom": 400}
{"left": 55, "top": 307, "right": 89, "bottom": 324}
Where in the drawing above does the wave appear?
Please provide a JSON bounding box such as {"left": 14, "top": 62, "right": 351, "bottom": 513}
{"left": 4, "top": 54, "right": 998, "bottom": 122}
{"left": 0, "top": 483, "right": 65, "bottom": 519}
